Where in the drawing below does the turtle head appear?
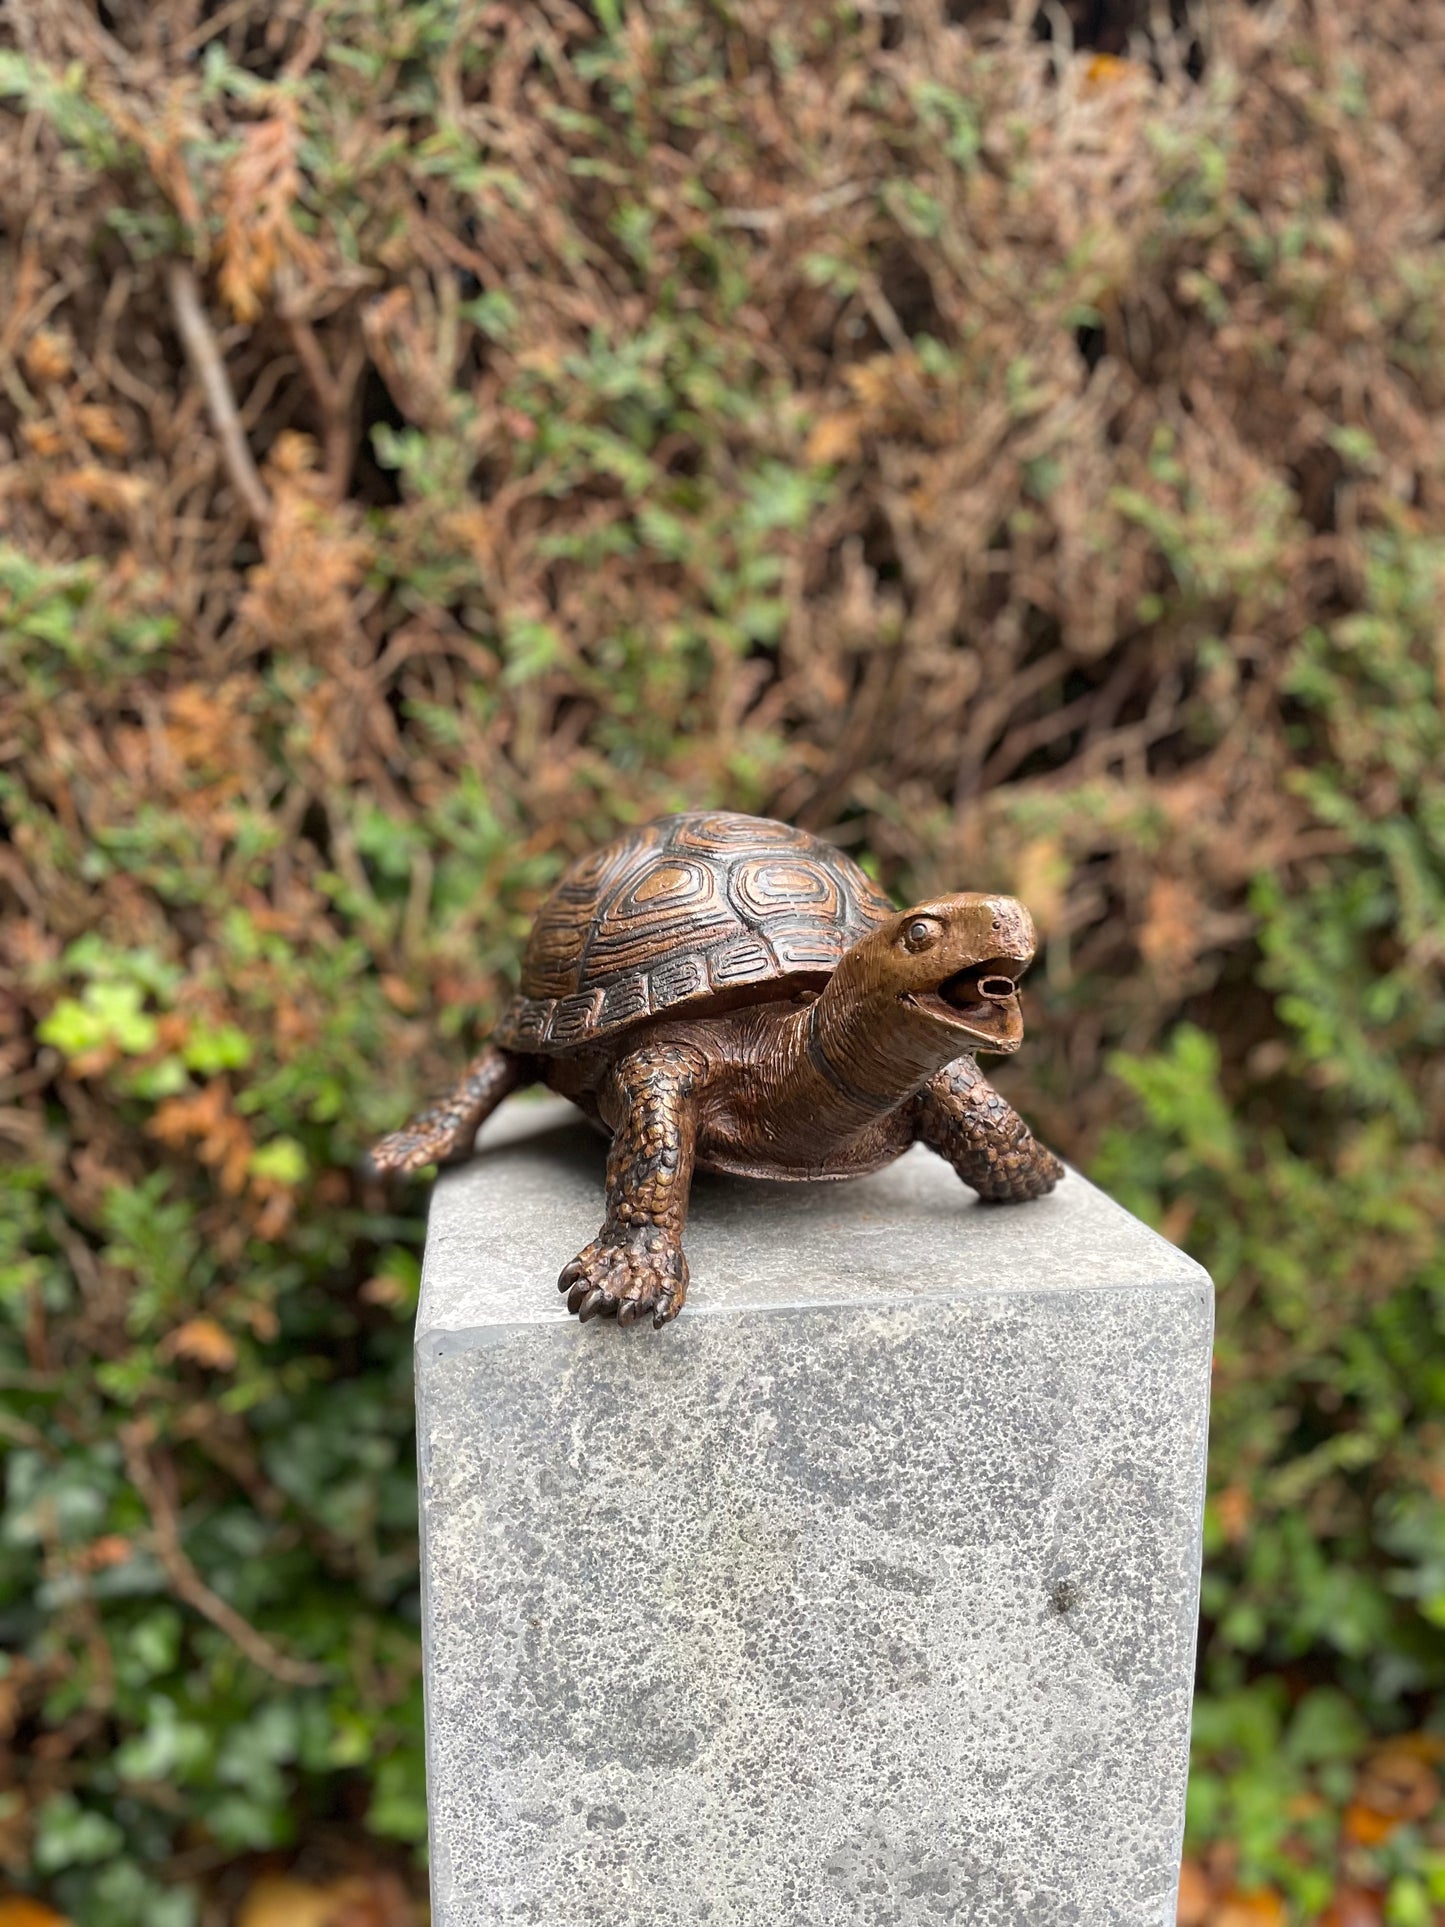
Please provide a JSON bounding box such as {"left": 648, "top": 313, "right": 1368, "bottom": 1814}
{"left": 873, "top": 893, "right": 1037, "bottom": 1054}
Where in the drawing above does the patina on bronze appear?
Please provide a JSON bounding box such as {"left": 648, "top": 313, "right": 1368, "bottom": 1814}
{"left": 371, "top": 811, "right": 1063, "bottom": 1328}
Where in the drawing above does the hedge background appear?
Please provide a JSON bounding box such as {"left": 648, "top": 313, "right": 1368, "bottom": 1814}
{"left": 1, "top": 1, "right": 1443, "bottom": 1922}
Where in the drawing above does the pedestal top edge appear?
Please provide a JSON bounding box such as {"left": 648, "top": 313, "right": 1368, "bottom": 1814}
{"left": 414, "top": 1095, "right": 1211, "bottom": 1343}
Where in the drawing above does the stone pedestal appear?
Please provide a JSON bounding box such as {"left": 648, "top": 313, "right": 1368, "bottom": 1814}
{"left": 415, "top": 1096, "right": 1212, "bottom": 1927}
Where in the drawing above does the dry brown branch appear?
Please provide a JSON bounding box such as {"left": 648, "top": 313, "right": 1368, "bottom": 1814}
{"left": 284, "top": 310, "right": 363, "bottom": 502}
{"left": 717, "top": 181, "right": 873, "bottom": 230}
{"left": 121, "top": 1420, "right": 327, "bottom": 1688}
{"left": 165, "top": 261, "right": 273, "bottom": 526}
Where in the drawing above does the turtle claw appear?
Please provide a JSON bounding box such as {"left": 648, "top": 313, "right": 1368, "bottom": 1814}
{"left": 557, "top": 1236, "right": 688, "bottom": 1330}
{"left": 370, "top": 1122, "right": 453, "bottom": 1176}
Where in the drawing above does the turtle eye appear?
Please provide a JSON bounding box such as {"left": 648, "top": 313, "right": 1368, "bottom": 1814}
{"left": 902, "top": 917, "right": 939, "bottom": 953}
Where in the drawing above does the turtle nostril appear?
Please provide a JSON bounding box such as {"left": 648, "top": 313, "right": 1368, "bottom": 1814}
{"left": 979, "top": 976, "right": 1016, "bottom": 1002}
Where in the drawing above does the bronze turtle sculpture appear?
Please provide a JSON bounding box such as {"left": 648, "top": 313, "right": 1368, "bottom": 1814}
{"left": 371, "top": 810, "right": 1063, "bottom": 1327}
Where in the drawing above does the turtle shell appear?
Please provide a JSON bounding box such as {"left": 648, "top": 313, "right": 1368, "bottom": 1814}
{"left": 495, "top": 811, "right": 896, "bottom": 1054}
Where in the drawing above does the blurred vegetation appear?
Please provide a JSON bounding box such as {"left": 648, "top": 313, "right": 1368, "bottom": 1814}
{"left": 0, "top": 0, "right": 1442, "bottom": 1921}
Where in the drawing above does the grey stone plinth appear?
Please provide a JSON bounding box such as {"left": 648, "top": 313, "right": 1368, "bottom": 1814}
{"left": 416, "top": 1096, "right": 1212, "bottom": 1927}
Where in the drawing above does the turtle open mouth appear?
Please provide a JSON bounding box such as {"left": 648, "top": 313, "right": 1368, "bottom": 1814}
{"left": 908, "top": 956, "right": 1028, "bottom": 1047}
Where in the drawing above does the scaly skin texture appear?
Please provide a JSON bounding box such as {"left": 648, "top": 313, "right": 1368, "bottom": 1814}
{"left": 558, "top": 1042, "right": 704, "bottom": 1327}
{"left": 369, "top": 1045, "right": 524, "bottom": 1173}
{"left": 915, "top": 1055, "right": 1064, "bottom": 1201}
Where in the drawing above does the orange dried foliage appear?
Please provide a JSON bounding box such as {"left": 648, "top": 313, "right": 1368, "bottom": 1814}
{"left": 73, "top": 404, "right": 131, "bottom": 457}
{"left": 1176, "top": 1858, "right": 1212, "bottom": 1926}
{"left": 163, "top": 1317, "right": 239, "bottom": 1373}
{"left": 19, "top": 422, "right": 66, "bottom": 458}
{"left": 40, "top": 465, "right": 148, "bottom": 525}
{"left": 1140, "top": 876, "right": 1205, "bottom": 975}
{"left": 1084, "top": 52, "right": 1138, "bottom": 87}
{"left": 1214, "top": 1485, "right": 1253, "bottom": 1546}
{"left": 1316, "top": 1892, "right": 1387, "bottom": 1927}
{"left": 1211, "top": 1892, "right": 1288, "bottom": 1927}
{"left": 804, "top": 409, "right": 865, "bottom": 466}
{"left": 380, "top": 976, "right": 419, "bottom": 1013}
{"left": 359, "top": 1275, "right": 408, "bottom": 1309}
{"left": 93, "top": 76, "right": 206, "bottom": 242}
{"left": 218, "top": 108, "right": 322, "bottom": 325}
{"left": 235, "top": 1877, "right": 340, "bottom": 1927}
{"left": 1342, "top": 1739, "right": 1441, "bottom": 1846}
{"left": 20, "top": 329, "right": 73, "bottom": 386}
{"left": 236, "top": 1872, "right": 416, "bottom": 1927}
{"left": 239, "top": 442, "right": 372, "bottom": 653}
{"left": 149, "top": 1086, "right": 254, "bottom": 1196}
{"left": 163, "top": 681, "right": 262, "bottom": 800}
{"left": 0, "top": 1902, "right": 71, "bottom": 1927}
{"left": 74, "top": 1535, "right": 134, "bottom": 1573}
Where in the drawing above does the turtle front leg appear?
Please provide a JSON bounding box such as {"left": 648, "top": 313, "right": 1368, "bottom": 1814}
{"left": 560, "top": 1042, "right": 704, "bottom": 1329}
{"left": 915, "top": 1055, "right": 1064, "bottom": 1201}
{"left": 370, "top": 1044, "right": 527, "bottom": 1174}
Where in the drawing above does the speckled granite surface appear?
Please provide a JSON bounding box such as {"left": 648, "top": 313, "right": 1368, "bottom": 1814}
{"left": 416, "top": 1097, "right": 1212, "bottom": 1926}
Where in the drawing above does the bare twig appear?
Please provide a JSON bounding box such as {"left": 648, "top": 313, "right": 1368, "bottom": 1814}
{"left": 718, "top": 181, "right": 872, "bottom": 231}
{"left": 165, "top": 262, "right": 273, "bottom": 527}
{"left": 860, "top": 275, "right": 911, "bottom": 356}
{"left": 121, "top": 1420, "right": 327, "bottom": 1688}
{"left": 283, "top": 309, "right": 361, "bottom": 503}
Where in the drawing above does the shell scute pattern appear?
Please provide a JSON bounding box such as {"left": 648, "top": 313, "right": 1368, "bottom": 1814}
{"left": 707, "top": 937, "right": 775, "bottom": 987}
{"left": 496, "top": 812, "right": 897, "bottom": 1053}
{"left": 586, "top": 856, "right": 735, "bottom": 983}
{"left": 672, "top": 811, "right": 800, "bottom": 853}
{"left": 646, "top": 954, "right": 708, "bottom": 1006}
{"left": 770, "top": 931, "right": 847, "bottom": 972}
{"left": 599, "top": 975, "right": 650, "bottom": 1030}
{"left": 730, "top": 853, "right": 841, "bottom": 921}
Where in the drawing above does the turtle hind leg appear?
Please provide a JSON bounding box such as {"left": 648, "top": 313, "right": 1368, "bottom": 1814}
{"left": 915, "top": 1056, "right": 1064, "bottom": 1201}
{"left": 559, "top": 1042, "right": 703, "bottom": 1329}
{"left": 370, "top": 1044, "right": 528, "bottom": 1175}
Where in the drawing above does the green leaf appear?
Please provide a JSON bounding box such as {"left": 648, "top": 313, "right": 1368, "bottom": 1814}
{"left": 33, "top": 1792, "right": 125, "bottom": 1870}
{"left": 248, "top": 1138, "right": 307, "bottom": 1185}
{"left": 182, "top": 1024, "right": 254, "bottom": 1075}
